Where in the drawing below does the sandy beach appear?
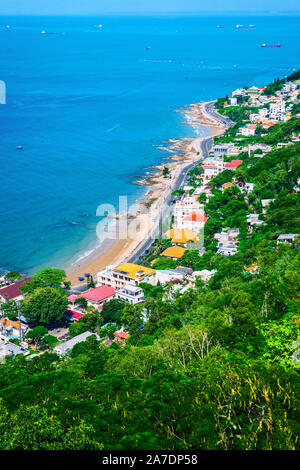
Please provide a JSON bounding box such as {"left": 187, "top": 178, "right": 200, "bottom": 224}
{"left": 66, "top": 101, "right": 227, "bottom": 286}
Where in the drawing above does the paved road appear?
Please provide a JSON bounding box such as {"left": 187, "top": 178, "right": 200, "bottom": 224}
{"left": 205, "top": 101, "right": 234, "bottom": 127}
{"left": 128, "top": 102, "right": 230, "bottom": 264}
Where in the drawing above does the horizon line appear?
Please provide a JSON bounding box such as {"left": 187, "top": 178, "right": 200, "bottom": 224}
{"left": 1, "top": 11, "right": 300, "bottom": 16}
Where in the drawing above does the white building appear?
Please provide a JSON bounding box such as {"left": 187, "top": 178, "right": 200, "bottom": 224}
{"left": 173, "top": 196, "right": 203, "bottom": 229}
{"left": 191, "top": 269, "right": 217, "bottom": 283}
{"left": 213, "top": 143, "right": 234, "bottom": 157}
{"left": 258, "top": 107, "right": 269, "bottom": 118}
{"left": 246, "top": 213, "right": 264, "bottom": 227}
{"left": 54, "top": 332, "right": 100, "bottom": 356}
{"left": 201, "top": 156, "right": 225, "bottom": 182}
{"left": 115, "top": 284, "right": 145, "bottom": 305}
{"left": 239, "top": 124, "right": 256, "bottom": 136}
{"left": 215, "top": 228, "right": 239, "bottom": 256}
{"left": 229, "top": 97, "right": 238, "bottom": 106}
{"left": 270, "top": 100, "right": 285, "bottom": 120}
{"left": 261, "top": 199, "right": 275, "bottom": 214}
{"left": 250, "top": 113, "right": 259, "bottom": 123}
{"left": 277, "top": 234, "right": 299, "bottom": 244}
{"left": 180, "top": 211, "right": 208, "bottom": 232}
{"left": 155, "top": 269, "right": 185, "bottom": 286}
{"left": 231, "top": 88, "right": 246, "bottom": 97}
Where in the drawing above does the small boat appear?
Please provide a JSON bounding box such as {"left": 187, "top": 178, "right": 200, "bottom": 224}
{"left": 145, "top": 46, "right": 151, "bottom": 50}
{"left": 6, "top": 25, "right": 10, "bottom": 29}
{"left": 16, "top": 145, "right": 23, "bottom": 150}
{"left": 41, "top": 30, "right": 46, "bottom": 34}
{"left": 236, "top": 24, "right": 244, "bottom": 28}
{"left": 216, "top": 25, "right": 224, "bottom": 28}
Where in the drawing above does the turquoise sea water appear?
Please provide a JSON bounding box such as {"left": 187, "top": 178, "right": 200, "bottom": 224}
{"left": 0, "top": 14, "right": 299, "bottom": 274}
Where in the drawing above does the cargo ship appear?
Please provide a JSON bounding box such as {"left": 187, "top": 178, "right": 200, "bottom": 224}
{"left": 261, "top": 43, "right": 281, "bottom": 48}
{"left": 236, "top": 24, "right": 256, "bottom": 29}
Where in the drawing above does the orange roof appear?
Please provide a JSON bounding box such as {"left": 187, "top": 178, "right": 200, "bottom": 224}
{"left": 4, "top": 319, "right": 22, "bottom": 329}
{"left": 161, "top": 246, "right": 186, "bottom": 258}
{"left": 165, "top": 228, "right": 198, "bottom": 244}
{"left": 114, "top": 331, "right": 130, "bottom": 341}
{"left": 244, "top": 264, "right": 260, "bottom": 271}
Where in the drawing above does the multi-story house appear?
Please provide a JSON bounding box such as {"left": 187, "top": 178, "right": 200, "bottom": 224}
{"left": 201, "top": 156, "right": 225, "bottom": 182}
{"left": 97, "top": 263, "right": 156, "bottom": 289}
{"left": 115, "top": 284, "right": 145, "bottom": 305}
{"left": 173, "top": 196, "right": 203, "bottom": 228}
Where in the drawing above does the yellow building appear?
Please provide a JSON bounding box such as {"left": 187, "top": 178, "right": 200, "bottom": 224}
{"left": 165, "top": 228, "right": 198, "bottom": 246}
{"left": 161, "top": 246, "right": 186, "bottom": 259}
{"left": 97, "top": 263, "right": 156, "bottom": 289}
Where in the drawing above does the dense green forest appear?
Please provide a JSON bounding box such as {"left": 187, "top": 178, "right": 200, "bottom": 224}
{"left": 0, "top": 84, "right": 299, "bottom": 451}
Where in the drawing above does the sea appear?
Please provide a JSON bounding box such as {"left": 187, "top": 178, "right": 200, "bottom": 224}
{"left": 0, "top": 14, "right": 299, "bottom": 275}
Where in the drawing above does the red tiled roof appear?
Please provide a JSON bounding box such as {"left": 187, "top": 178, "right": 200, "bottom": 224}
{"left": 80, "top": 285, "right": 116, "bottom": 303}
{"left": 0, "top": 277, "right": 32, "bottom": 301}
{"left": 66, "top": 309, "right": 84, "bottom": 320}
{"left": 68, "top": 294, "right": 78, "bottom": 302}
{"left": 225, "top": 159, "right": 243, "bottom": 169}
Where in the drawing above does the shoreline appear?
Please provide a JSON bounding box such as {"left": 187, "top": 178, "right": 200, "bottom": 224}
{"left": 65, "top": 101, "right": 227, "bottom": 287}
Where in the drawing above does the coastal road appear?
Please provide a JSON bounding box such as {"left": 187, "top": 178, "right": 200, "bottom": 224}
{"left": 128, "top": 127, "right": 217, "bottom": 264}
{"left": 128, "top": 101, "right": 234, "bottom": 264}
{"left": 205, "top": 100, "right": 234, "bottom": 127}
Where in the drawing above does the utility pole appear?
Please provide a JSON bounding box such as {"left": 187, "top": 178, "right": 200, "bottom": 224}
{"left": 17, "top": 300, "right": 22, "bottom": 343}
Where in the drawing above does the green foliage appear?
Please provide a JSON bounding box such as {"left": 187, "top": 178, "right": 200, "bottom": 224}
{"left": 4, "top": 271, "right": 22, "bottom": 283}
{"left": 43, "top": 335, "right": 59, "bottom": 349}
{"left": 262, "top": 77, "right": 284, "bottom": 96}
{"left": 69, "top": 311, "right": 103, "bottom": 338}
{"left": 75, "top": 296, "right": 88, "bottom": 310}
{"left": 139, "top": 281, "right": 164, "bottom": 298}
{"left": 69, "top": 320, "right": 90, "bottom": 338}
{"left": 25, "top": 326, "right": 48, "bottom": 346}
{"left": 101, "top": 298, "right": 125, "bottom": 325}
{"left": 163, "top": 166, "right": 170, "bottom": 177}
{"left": 151, "top": 257, "right": 177, "bottom": 270}
{"left": 21, "top": 287, "right": 68, "bottom": 326}
{"left": 0, "top": 399, "right": 102, "bottom": 450}
{"left": 258, "top": 313, "right": 300, "bottom": 369}
{"left": 20, "top": 268, "right": 67, "bottom": 294}
{"left": 1, "top": 300, "right": 19, "bottom": 320}
{"left": 121, "top": 303, "right": 143, "bottom": 334}
{"left": 171, "top": 189, "right": 185, "bottom": 197}
{"left": 0, "top": 76, "right": 299, "bottom": 450}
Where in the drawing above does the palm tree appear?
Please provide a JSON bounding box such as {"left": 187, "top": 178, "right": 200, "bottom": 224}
{"left": 75, "top": 297, "right": 88, "bottom": 311}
